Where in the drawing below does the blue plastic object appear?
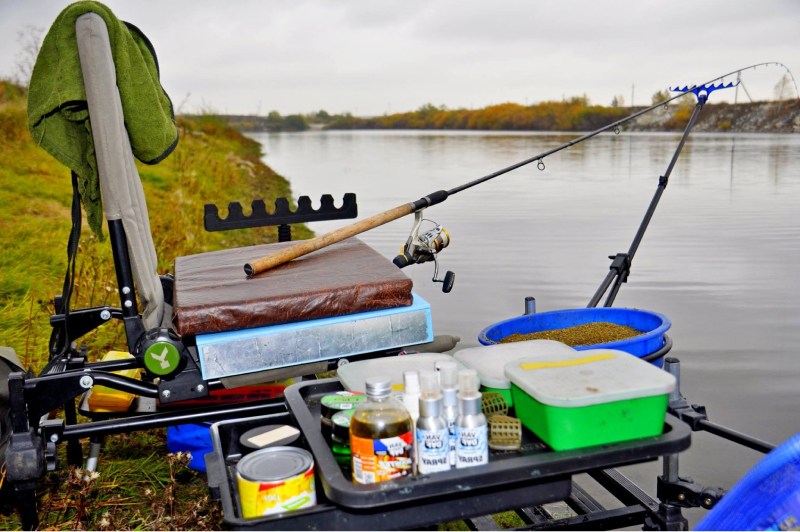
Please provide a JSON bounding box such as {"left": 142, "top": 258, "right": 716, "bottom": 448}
{"left": 696, "top": 433, "right": 800, "bottom": 531}
{"left": 670, "top": 82, "right": 738, "bottom": 103}
{"left": 166, "top": 422, "right": 215, "bottom": 472}
{"left": 478, "top": 308, "right": 670, "bottom": 367}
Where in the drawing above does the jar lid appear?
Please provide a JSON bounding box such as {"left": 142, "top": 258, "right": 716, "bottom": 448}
{"left": 320, "top": 391, "right": 365, "bottom": 420}
{"left": 239, "top": 424, "right": 300, "bottom": 450}
{"left": 331, "top": 409, "right": 355, "bottom": 441}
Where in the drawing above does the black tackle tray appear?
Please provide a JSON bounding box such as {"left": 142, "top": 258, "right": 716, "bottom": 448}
{"left": 206, "top": 412, "right": 573, "bottom": 530}
{"left": 284, "top": 378, "right": 691, "bottom": 509}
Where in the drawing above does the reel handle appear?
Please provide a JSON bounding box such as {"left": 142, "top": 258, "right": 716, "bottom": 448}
{"left": 436, "top": 271, "right": 455, "bottom": 293}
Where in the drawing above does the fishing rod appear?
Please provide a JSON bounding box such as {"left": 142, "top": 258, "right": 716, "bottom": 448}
{"left": 243, "top": 62, "right": 796, "bottom": 279}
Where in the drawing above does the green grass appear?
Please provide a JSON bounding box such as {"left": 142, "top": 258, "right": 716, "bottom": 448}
{"left": 0, "top": 79, "right": 311, "bottom": 530}
{"left": 0, "top": 79, "right": 536, "bottom": 530}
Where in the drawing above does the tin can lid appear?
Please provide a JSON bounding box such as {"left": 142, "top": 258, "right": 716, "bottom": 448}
{"left": 320, "top": 391, "right": 365, "bottom": 420}
{"left": 237, "top": 447, "right": 313, "bottom": 482}
{"left": 331, "top": 409, "right": 354, "bottom": 441}
{"left": 239, "top": 424, "right": 300, "bottom": 450}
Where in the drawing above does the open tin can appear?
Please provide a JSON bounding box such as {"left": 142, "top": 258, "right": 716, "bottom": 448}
{"left": 237, "top": 446, "right": 316, "bottom": 518}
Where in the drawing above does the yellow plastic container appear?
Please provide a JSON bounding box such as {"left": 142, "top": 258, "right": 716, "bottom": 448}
{"left": 87, "top": 351, "right": 142, "bottom": 412}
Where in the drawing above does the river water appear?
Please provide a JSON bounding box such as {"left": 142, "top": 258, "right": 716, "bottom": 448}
{"left": 249, "top": 129, "right": 800, "bottom": 524}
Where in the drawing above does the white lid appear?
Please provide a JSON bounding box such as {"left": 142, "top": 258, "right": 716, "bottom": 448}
{"left": 337, "top": 353, "right": 455, "bottom": 393}
{"left": 420, "top": 370, "right": 441, "bottom": 399}
{"left": 503, "top": 349, "right": 676, "bottom": 408}
{"left": 454, "top": 340, "right": 576, "bottom": 389}
{"left": 403, "top": 371, "right": 420, "bottom": 395}
{"left": 436, "top": 360, "right": 459, "bottom": 390}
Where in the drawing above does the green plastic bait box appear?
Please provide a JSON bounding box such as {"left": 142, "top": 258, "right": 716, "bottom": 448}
{"left": 504, "top": 349, "right": 675, "bottom": 451}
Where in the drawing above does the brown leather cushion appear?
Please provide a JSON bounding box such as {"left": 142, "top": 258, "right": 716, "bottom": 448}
{"left": 172, "top": 238, "right": 413, "bottom": 336}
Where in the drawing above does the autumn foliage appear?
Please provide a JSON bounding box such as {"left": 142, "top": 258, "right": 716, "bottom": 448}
{"left": 326, "top": 97, "right": 631, "bottom": 132}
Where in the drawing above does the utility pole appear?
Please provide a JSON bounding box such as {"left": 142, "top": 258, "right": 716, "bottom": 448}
{"left": 631, "top": 84, "right": 635, "bottom": 107}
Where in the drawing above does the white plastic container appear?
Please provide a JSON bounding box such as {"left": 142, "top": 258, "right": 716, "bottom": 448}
{"left": 337, "top": 354, "right": 455, "bottom": 393}
{"left": 503, "top": 348, "right": 676, "bottom": 450}
{"left": 454, "top": 340, "right": 574, "bottom": 406}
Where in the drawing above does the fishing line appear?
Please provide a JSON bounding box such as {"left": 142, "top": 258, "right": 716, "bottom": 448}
{"left": 244, "top": 62, "right": 796, "bottom": 277}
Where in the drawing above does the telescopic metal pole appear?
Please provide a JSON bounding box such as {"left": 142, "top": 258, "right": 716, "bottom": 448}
{"left": 588, "top": 100, "right": 705, "bottom": 308}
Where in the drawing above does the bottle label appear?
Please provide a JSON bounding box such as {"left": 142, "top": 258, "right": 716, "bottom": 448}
{"left": 455, "top": 425, "right": 488, "bottom": 469}
{"left": 416, "top": 426, "right": 451, "bottom": 474}
{"left": 448, "top": 424, "right": 456, "bottom": 466}
{"left": 321, "top": 392, "right": 365, "bottom": 411}
{"left": 351, "top": 432, "right": 412, "bottom": 484}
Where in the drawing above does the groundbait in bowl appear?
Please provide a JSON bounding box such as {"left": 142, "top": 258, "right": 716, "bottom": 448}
{"left": 479, "top": 307, "right": 671, "bottom": 367}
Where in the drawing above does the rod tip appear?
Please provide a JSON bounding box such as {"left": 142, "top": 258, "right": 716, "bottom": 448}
{"left": 244, "top": 263, "right": 254, "bottom": 276}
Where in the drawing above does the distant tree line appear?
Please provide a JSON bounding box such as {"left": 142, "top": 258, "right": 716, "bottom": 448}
{"left": 226, "top": 81, "right": 798, "bottom": 134}
{"left": 320, "top": 96, "right": 635, "bottom": 132}
{"left": 225, "top": 111, "right": 310, "bottom": 132}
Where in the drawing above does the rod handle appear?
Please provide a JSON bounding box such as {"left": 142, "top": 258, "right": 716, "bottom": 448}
{"left": 244, "top": 203, "right": 414, "bottom": 276}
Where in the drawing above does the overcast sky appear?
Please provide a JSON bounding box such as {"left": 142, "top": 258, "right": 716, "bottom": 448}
{"left": 1, "top": 0, "right": 798, "bottom": 116}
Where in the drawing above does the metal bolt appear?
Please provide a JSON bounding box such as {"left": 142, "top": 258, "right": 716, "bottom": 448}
{"left": 704, "top": 498, "right": 713, "bottom": 507}
{"left": 677, "top": 493, "right": 686, "bottom": 501}
{"left": 124, "top": 300, "right": 133, "bottom": 308}
{"left": 100, "top": 310, "right": 111, "bottom": 320}
{"left": 79, "top": 376, "right": 93, "bottom": 389}
{"left": 122, "top": 286, "right": 131, "bottom": 295}
{"left": 162, "top": 389, "right": 171, "bottom": 399}
{"left": 50, "top": 434, "right": 59, "bottom": 443}
{"left": 195, "top": 384, "right": 204, "bottom": 393}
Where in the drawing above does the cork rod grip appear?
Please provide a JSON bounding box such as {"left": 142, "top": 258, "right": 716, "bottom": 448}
{"left": 244, "top": 203, "right": 415, "bottom": 276}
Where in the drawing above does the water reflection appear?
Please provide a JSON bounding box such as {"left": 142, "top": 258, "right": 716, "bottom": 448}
{"left": 249, "top": 130, "right": 800, "bottom": 524}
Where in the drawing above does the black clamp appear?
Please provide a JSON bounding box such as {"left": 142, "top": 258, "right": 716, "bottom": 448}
{"left": 659, "top": 174, "right": 669, "bottom": 187}
{"left": 608, "top": 252, "right": 632, "bottom": 282}
{"left": 668, "top": 396, "right": 708, "bottom": 431}
{"left": 657, "top": 475, "right": 725, "bottom": 510}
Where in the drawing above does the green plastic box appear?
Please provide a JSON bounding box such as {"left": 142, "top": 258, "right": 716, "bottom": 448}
{"left": 504, "top": 349, "right": 675, "bottom": 451}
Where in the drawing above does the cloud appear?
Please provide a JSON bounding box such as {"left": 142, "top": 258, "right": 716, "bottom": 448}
{"left": 0, "top": 0, "right": 797, "bottom": 115}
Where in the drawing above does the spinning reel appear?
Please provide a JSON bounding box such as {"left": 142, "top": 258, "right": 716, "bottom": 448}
{"left": 393, "top": 210, "right": 455, "bottom": 293}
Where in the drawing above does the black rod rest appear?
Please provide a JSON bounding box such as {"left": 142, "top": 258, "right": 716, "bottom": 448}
{"left": 204, "top": 193, "right": 358, "bottom": 232}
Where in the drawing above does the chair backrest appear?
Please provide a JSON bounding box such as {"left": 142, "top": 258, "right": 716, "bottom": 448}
{"left": 75, "top": 13, "right": 164, "bottom": 330}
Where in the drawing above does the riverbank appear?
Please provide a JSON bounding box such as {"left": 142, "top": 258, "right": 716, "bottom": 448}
{"left": 0, "top": 79, "right": 310, "bottom": 530}
{"left": 311, "top": 100, "right": 798, "bottom": 134}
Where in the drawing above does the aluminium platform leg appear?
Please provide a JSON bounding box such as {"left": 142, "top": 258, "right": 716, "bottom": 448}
{"left": 649, "top": 358, "right": 688, "bottom": 531}
{"left": 84, "top": 435, "right": 103, "bottom": 474}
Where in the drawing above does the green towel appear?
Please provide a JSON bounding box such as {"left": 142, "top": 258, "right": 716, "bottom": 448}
{"left": 27, "top": 1, "right": 178, "bottom": 238}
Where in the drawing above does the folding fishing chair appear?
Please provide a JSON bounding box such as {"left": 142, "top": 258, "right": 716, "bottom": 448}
{"left": 5, "top": 13, "right": 454, "bottom": 529}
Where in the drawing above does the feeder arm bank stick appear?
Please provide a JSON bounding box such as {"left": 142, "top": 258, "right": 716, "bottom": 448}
{"left": 243, "top": 63, "right": 789, "bottom": 276}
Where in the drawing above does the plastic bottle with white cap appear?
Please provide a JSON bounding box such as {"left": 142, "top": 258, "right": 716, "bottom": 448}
{"left": 402, "top": 370, "right": 421, "bottom": 473}
{"left": 455, "top": 369, "right": 488, "bottom": 468}
{"left": 435, "top": 360, "right": 459, "bottom": 466}
{"left": 416, "top": 370, "right": 450, "bottom": 474}
{"left": 402, "top": 370, "right": 421, "bottom": 424}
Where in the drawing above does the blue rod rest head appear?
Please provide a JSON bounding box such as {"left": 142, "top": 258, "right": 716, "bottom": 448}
{"left": 669, "top": 81, "right": 739, "bottom": 103}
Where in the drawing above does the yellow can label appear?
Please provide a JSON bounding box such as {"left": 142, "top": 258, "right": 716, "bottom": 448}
{"left": 238, "top": 466, "right": 316, "bottom": 518}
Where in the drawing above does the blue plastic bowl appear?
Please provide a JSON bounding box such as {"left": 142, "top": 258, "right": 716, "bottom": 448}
{"left": 478, "top": 308, "right": 671, "bottom": 367}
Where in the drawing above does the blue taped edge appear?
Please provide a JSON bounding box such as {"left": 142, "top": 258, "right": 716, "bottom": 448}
{"left": 196, "top": 292, "right": 434, "bottom": 380}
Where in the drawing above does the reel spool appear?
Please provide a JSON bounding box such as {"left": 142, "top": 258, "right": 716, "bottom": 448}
{"left": 393, "top": 210, "right": 455, "bottom": 293}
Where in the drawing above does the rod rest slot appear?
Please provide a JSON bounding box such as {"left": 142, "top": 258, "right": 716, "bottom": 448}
{"left": 204, "top": 193, "right": 358, "bottom": 232}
